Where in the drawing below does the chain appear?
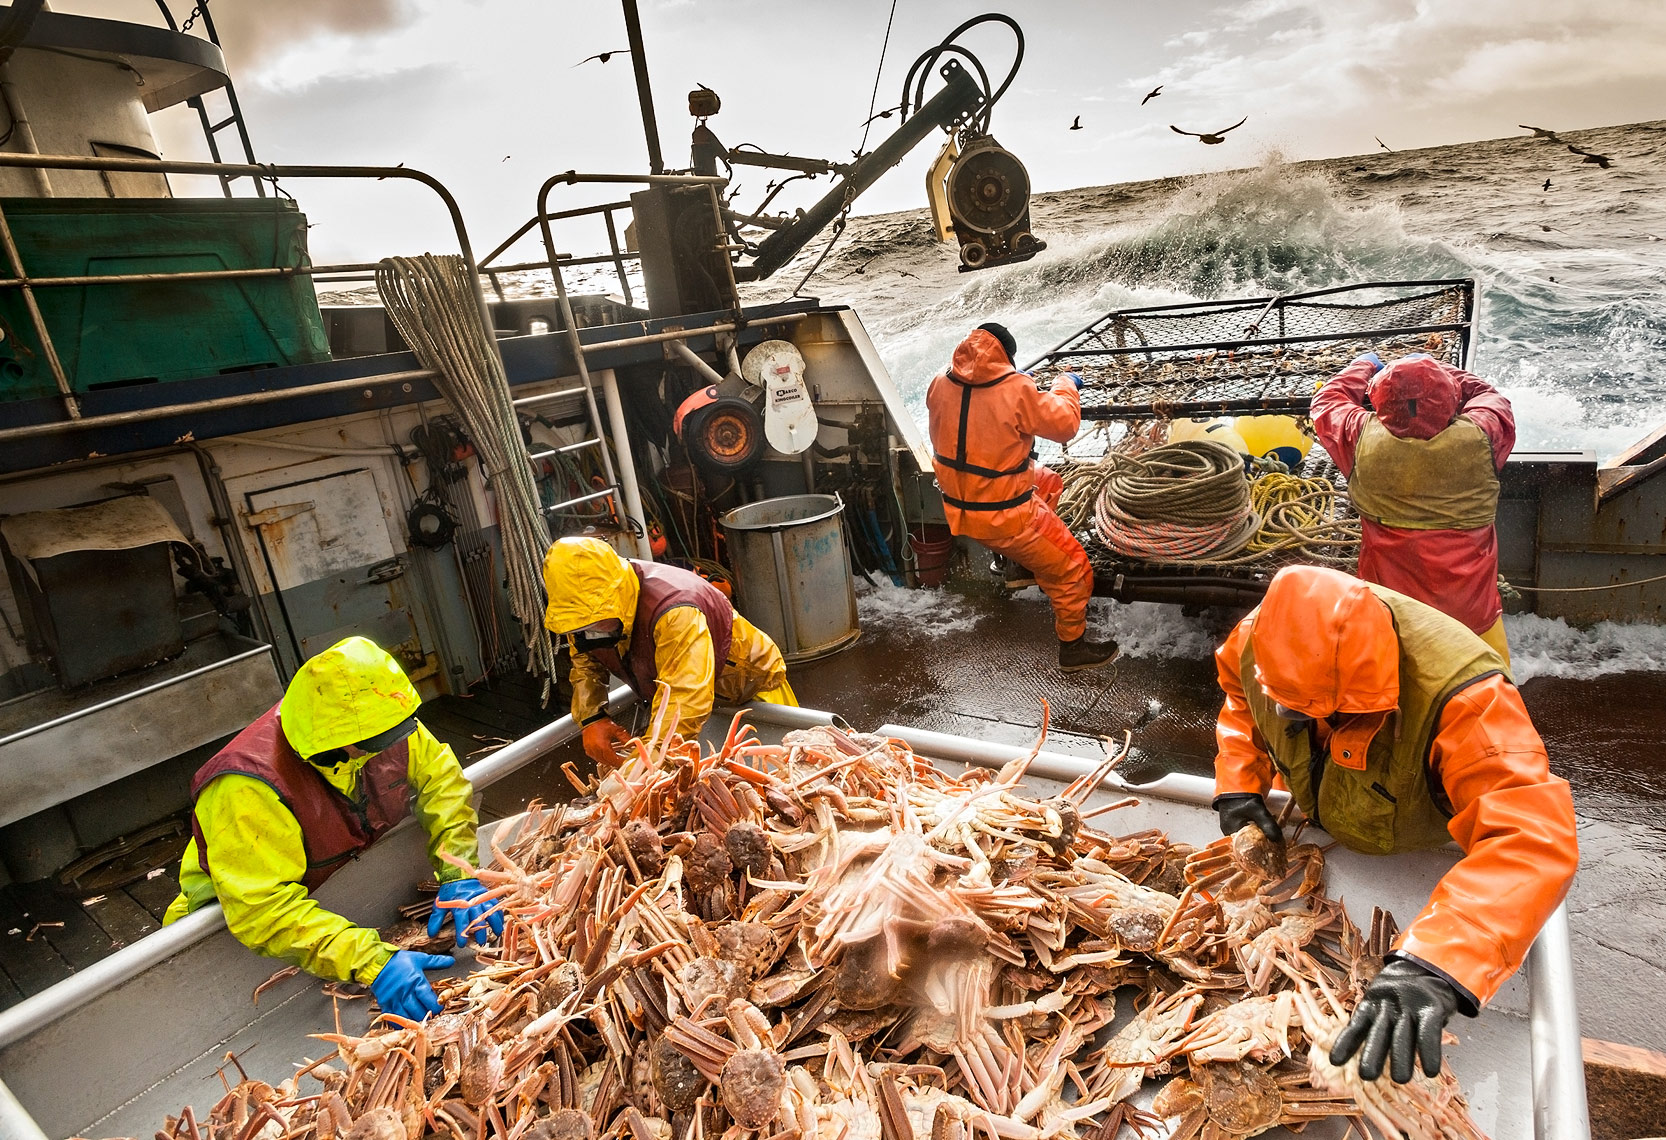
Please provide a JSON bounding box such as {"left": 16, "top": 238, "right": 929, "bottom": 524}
{"left": 181, "top": 3, "right": 205, "bottom": 32}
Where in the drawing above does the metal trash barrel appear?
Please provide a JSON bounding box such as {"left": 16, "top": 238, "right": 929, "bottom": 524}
{"left": 720, "top": 493, "right": 859, "bottom": 662}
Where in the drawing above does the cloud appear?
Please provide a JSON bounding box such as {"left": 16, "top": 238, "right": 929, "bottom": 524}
{"left": 1152, "top": 0, "right": 1666, "bottom": 112}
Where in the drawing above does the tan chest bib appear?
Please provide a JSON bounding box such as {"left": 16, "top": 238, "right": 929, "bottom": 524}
{"left": 1349, "top": 416, "right": 1499, "bottom": 530}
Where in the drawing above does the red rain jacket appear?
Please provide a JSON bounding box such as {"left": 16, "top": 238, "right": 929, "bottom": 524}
{"left": 1313, "top": 357, "right": 1515, "bottom": 633}
{"left": 926, "top": 329, "right": 1081, "bottom": 540}
{"left": 1213, "top": 566, "right": 1576, "bottom": 1007}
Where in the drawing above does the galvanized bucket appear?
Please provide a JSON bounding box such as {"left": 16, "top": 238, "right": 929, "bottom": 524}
{"left": 719, "top": 493, "right": 859, "bottom": 663}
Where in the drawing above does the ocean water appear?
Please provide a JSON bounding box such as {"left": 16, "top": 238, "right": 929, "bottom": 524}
{"left": 745, "top": 120, "right": 1666, "bottom": 460}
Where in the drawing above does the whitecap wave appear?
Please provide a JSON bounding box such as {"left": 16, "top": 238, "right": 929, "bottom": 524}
{"left": 1505, "top": 613, "right": 1666, "bottom": 682}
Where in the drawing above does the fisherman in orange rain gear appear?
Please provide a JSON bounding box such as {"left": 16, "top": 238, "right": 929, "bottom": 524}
{"left": 1211, "top": 565, "right": 1576, "bottom": 1084}
{"left": 1312, "top": 352, "right": 1516, "bottom": 660}
{"left": 925, "top": 323, "right": 1118, "bottom": 672}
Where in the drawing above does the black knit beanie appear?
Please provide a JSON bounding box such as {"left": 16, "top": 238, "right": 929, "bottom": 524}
{"left": 977, "top": 321, "right": 1017, "bottom": 363}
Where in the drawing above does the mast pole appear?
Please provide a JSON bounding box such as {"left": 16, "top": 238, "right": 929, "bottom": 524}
{"left": 620, "top": 0, "right": 665, "bottom": 174}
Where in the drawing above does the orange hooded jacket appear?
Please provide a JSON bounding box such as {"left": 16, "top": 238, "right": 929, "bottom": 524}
{"left": 925, "top": 329, "right": 1081, "bottom": 540}
{"left": 1214, "top": 566, "right": 1576, "bottom": 1007}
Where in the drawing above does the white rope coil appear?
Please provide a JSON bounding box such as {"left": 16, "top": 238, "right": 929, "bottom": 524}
{"left": 377, "top": 254, "right": 558, "bottom": 694}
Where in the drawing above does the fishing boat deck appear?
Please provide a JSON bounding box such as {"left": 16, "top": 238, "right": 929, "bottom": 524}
{"left": 3, "top": 570, "right": 1664, "bottom": 1112}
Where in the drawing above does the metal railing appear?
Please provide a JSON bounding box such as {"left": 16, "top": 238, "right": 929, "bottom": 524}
{"left": 0, "top": 151, "right": 496, "bottom": 423}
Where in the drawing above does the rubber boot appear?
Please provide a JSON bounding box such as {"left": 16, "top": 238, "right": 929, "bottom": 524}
{"left": 1059, "top": 634, "right": 1119, "bottom": 673}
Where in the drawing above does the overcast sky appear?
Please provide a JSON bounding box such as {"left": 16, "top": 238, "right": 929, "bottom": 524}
{"left": 77, "top": 0, "right": 1666, "bottom": 265}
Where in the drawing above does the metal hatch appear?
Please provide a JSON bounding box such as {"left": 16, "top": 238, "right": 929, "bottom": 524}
{"left": 244, "top": 468, "right": 422, "bottom": 669}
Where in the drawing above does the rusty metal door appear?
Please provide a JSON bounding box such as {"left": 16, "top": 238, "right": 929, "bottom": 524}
{"left": 245, "top": 468, "right": 421, "bottom": 668}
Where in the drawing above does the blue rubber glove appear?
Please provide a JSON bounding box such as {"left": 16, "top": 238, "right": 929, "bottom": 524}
{"left": 1354, "top": 351, "right": 1384, "bottom": 371}
{"left": 370, "top": 949, "right": 452, "bottom": 1022}
{"left": 429, "top": 877, "right": 503, "bottom": 946}
{"left": 1060, "top": 371, "right": 1084, "bottom": 390}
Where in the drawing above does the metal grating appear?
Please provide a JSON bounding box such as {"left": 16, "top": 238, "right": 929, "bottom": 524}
{"left": 1028, "top": 279, "right": 1474, "bottom": 420}
{"left": 1024, "top": 281, "right": 1479, "bottom": 580}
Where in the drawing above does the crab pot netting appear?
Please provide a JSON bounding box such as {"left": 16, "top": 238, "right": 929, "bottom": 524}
{"left": 1041, "top": 283, "right": 1472, "bottom": 423}
{"left": 1031, "top": 283, "right": 1474, "bottom": 578}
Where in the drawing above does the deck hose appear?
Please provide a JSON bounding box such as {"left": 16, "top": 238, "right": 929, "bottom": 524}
{"left": 377, "top": 254, "right": 559, "bottom": 695}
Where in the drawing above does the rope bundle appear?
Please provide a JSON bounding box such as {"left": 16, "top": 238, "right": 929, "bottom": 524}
{"left": 1242, "top": 472, "right": 1361, "bottom": 566}
{"left": 377, "top": 255, "right": 559, "bottom": 693}
{"left": 1093, "top": 440, "right": 1258, "bottom": 560}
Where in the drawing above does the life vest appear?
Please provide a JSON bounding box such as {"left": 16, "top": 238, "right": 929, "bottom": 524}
{"left": 190, "top": 706, "right": 413, "bottom": 891}
{"left": 591, "top": 561, "right": 735, "bottom": 701}
{"left": 1241, "top": 585, "right": 1509, "bottom": 855}
{"left": 929, "top": 367, "right": 1039, "bottom": 515}
{"left": 1349, "top": 416, "right": 1500, "bottom": 531}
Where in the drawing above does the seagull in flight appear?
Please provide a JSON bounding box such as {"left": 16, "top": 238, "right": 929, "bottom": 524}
{"left": 1567, "top": 144, "right": 1613, "bottom": 168}
{"left": 1520, "top": 124, "right": 1560, "bottom": 140}
{"left": 1171, "top": 117, "right": 1247, "bottom": 145}
{"left": 1543, "top": 178, "right": 1551, "bottom": 191}
{"left": 1375, "top": 136, "right": 1392, "bottom": 152}
{"left": 1070, "top": 116, "right": 1083, "bottom": 131}
{"left": 1141, "top": 85, "right": 1163, "bottom": 105}
{"left": 574, "top": 49, "right": 631, "bottom": 66}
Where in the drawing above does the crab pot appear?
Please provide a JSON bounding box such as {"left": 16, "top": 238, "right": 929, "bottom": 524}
{"left": 719, "top": 493, "right": 859, "bottom": 663}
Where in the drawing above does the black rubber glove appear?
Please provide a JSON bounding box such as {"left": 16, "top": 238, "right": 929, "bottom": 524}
{"left": 1330, "top": 958, "right": 1462, "bottom": 1083}
{"left": 1213, "top": 793, "right": 1282, "bottom": 844}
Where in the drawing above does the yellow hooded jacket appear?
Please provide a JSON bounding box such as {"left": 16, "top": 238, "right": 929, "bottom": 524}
{"left": 164, "top": 638, "right": 479, "bottom": 984}
{"left": 542, "top": 538, "right": 793, "bottom": 737}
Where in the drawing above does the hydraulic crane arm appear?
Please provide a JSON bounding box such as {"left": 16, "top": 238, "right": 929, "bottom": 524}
{"left": 738, "top": 60, "right": 986, "bottom": 281}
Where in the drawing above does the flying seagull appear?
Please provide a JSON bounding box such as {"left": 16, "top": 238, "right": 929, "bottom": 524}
{"left": 574, "top": 49, "right": 631, "bottom": 66}
{"left": 1567, "top": 144, "right": 1613, "bottom": 168}
{"left": 1519, "top": 124, "right": 1560, "bottom": 140}
{"left": 1543, "top": 178, "right": 1551, "bottom": 191}
{"left": 1070, "top": 116, "right": 1082, "bottom": 131}
{"left": 1141, "top": 85, "right": 1163, "bottom": 105}
{"left": 1375, "top": 136, "right": 1392, "bottom": 152}
{"left": 1171, "top": 117, "right": 1247, "bottom": 145}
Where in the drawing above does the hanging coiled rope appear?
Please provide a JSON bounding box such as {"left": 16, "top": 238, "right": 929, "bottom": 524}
{"left": 1093, "top": 440, "right": 1258, "bottom": 561}
{"left": 376, "top": 254, "right": 559, "bottom": 693}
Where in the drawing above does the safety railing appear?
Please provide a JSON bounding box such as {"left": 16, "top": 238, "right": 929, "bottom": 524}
{"left": 0, "top": 152, "right": 497, "bottom": 424}
{"left": 478, "top": 198, "right": 639, "bottom": 306}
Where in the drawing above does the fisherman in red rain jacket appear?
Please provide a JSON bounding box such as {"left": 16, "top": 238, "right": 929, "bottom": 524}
{"left": 1312, "top": 352, "right": 1515, "bottom": 660}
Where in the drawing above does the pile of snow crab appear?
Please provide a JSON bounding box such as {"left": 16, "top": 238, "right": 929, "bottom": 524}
{"left": 147, "top": 705, "right": 1491, "bottom": 1140}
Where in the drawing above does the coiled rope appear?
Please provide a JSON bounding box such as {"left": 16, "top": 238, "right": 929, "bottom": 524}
{"left": 1094, "top": 440, "right": 1259, "bottom": 560}
{"left": 1237, "top": 472, "right": 1361, "bottom": 566}
{"left": 377, "top": 254, "right": 559, "bottom": 694}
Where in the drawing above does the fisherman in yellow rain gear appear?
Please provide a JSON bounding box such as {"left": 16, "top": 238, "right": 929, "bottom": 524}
{"left": 164, "top": 637, "right": 497, "bottom": 1023}
{"left": 543, "top": 537, "right": 796, "bottom": 764}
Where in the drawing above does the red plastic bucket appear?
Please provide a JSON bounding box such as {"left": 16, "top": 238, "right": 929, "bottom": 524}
{"left": 907, "top": 525, "right": 955, "bottom": 587}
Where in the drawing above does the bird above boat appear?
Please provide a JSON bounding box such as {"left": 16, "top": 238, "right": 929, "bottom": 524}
{"left": 1141, "top": 85, "right": 1163, "bottom": 105}
{"left": 1567, "top": 144, "right": 1614, "bottom": 168}
{"left": 1069, "top": 115, "right": 1082, "bottom": 131}
{"left": 1519, "top": 124, "right": 1560, "bottom": 140}
{"left": 574, "top": 48, "right": 631, "bottom": 66}
{"left": 1171, "top": 117, "right": 1247, "bottom": 144}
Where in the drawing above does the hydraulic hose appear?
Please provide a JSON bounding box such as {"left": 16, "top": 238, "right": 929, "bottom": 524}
{"left": 898, "top": 13, "right": 1024, "bottom": 134}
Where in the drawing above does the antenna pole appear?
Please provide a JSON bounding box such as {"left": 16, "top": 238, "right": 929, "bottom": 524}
{"left": 620, "top": 0, "right": 665, "bottom": 174}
